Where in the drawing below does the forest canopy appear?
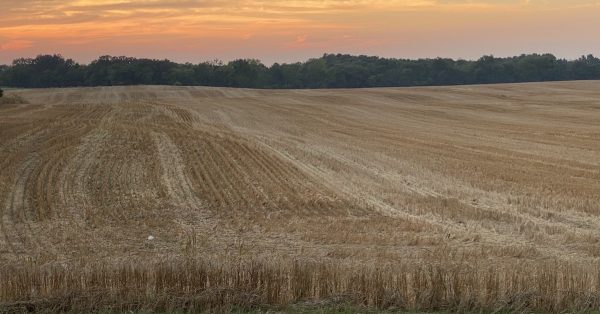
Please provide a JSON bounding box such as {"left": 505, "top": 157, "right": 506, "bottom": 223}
{"left": 1, "top": 53, "right": 599, "bottom": 89}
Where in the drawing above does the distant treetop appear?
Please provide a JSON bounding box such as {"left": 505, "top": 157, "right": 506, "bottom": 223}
{"left": 0, "top": 53, "right": 599, "bottom": 89}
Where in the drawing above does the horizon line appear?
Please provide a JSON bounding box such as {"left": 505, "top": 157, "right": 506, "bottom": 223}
{"left": 2, "top": 52, "right": 598, "bottom": 66}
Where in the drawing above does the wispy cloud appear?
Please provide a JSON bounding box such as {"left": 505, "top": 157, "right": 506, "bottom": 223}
{"left": 0, "top": 0, "right": 599, "bottom": 63}
{"left": 0, "top": 39, "right": 34, "bottom": 51}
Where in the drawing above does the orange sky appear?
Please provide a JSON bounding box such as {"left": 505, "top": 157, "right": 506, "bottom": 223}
{"left": 1, "top": 0, "right": 599, "bottom": 64}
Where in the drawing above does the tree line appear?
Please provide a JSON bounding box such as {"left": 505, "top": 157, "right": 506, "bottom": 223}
{"left": 1, "top": 53, "right": 599, "bottom": 89}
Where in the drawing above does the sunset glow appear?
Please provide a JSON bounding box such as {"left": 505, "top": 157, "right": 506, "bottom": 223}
{"left": 1, "top": 0, "right": 599, "bottom": 64}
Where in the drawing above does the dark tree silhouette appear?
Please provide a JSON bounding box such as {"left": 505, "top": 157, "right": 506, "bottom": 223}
{"left": 1, "top": 53, "right": 599, "bottom": 89}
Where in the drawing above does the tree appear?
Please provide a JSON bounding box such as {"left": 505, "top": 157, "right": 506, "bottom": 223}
{"left": 1, "top": 53, "right": 599, "bottom": 89}
{"left": 227, "top": 59, "right": 268, "bottom": 88}
{"left": 0, "top": 88, "right": 3, "bottom": 98}
{"left": 302, "top": 58, "right": 330, "bottom": 88}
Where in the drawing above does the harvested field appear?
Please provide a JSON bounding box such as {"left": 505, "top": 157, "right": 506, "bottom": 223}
{"left": 1, "top": 81, "right": 600, "bottom": 312}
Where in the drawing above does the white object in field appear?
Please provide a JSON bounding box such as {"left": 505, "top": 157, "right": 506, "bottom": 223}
{"left": 147, "top": 235, "right": 155, "bottom": 241}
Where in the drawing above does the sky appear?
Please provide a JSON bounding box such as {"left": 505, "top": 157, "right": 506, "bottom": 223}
{"left": 1, "top": 0, "right": 599, "bottom": 65}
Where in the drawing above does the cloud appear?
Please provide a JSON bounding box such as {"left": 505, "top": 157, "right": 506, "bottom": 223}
{"left": 1, "top": 0, "right": 596, "bottom": 29}
{"left": 0, "top": 0, "right": 599, "bottom": 64}
{"left": 0, "top": 40, "right": 33, "bottom": 51}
